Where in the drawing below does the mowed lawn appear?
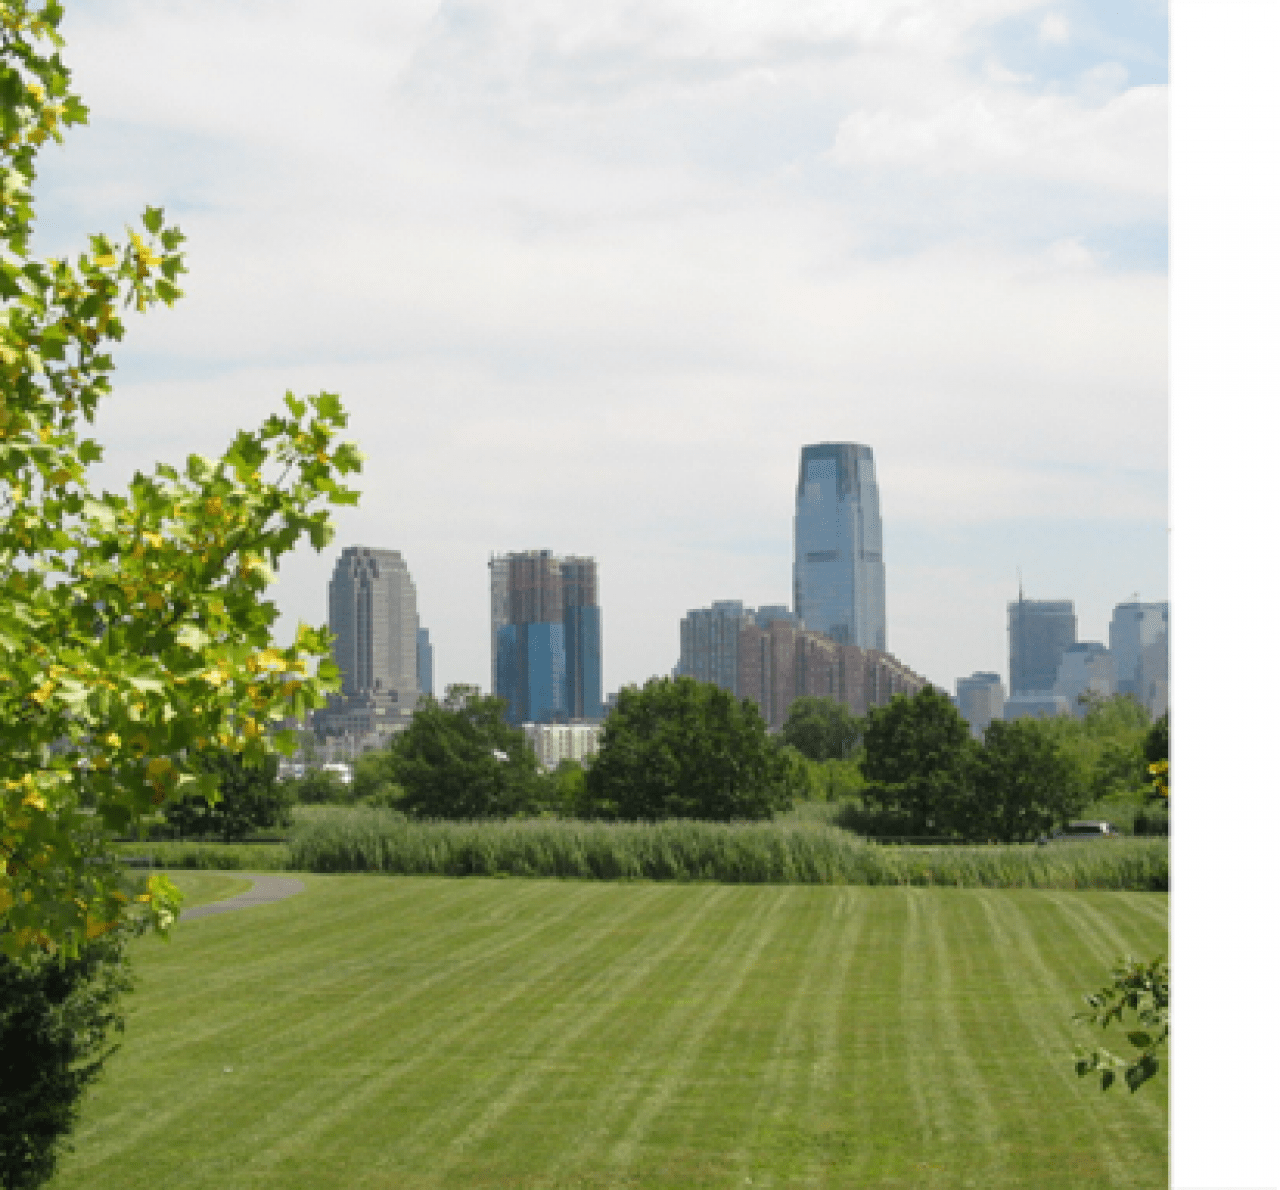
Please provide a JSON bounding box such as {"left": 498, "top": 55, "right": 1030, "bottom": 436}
{"left": 50, "top": 875, "right": 1168, "bottom": 1190}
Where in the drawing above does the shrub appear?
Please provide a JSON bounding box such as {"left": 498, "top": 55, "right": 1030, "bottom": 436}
{"left": 0, "top": 933, "right": 133, "bottom": 1189}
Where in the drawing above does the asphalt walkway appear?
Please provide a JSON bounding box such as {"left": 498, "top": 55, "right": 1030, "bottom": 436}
{"left": 182, "top": 874, "right": 307, "bottom": 920}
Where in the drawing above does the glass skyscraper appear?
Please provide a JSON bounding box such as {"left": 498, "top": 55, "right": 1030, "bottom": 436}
{"left": 793, "top": 443, "right": 886, "bottom": 651}
{"left": 1007, "top": 591, "right": 1077, "bottom": 695}
{"left": 490, "top": 550, "right": 602, "bottom": 726}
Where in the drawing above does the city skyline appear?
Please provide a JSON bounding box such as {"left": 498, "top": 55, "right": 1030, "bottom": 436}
{"left": 35, "top": 1, "right": 1168, "bottom": 703}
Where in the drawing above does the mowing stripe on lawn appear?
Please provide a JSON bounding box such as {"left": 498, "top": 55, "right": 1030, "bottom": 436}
{"left": 235, "top": 882, "right": 685, "bottom": 1187}
{"left": 396, "top": 885, "right": 740, "bottom": 1187}
{"left": 975, "top": 892, "right": 1165, "bottom": 1188}
{"left": 49, "top": 882, "right": 1167, "bottom": 1190}
{"left": 66, "top": 879, "right": 613, "bottom": 1180}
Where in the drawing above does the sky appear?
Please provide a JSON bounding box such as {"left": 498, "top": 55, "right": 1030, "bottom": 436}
{"left": 33, "top": 0, "right": 1168, "bottom": 697}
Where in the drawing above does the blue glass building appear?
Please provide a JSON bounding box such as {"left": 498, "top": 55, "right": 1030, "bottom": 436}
{"left": 496, "top": 621, "right": 567, "bottom": 724}
{"left": 490, "top": 551, "right": 602, "bottom": 726}
{"left": 793, "top": 443, "right": 887, "bottom": 651}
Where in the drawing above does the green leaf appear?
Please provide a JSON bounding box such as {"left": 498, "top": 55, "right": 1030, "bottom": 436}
{"left": 1126, "top": 1030, "right": 1153, "bottom": 1050}
{"left": 142, "top": 206, "right": 163, "bottom": 234}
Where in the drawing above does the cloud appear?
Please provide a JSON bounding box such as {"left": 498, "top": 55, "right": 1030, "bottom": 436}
{"left": 38, "top": 0, "right": 1165, "bottom": 693}
{"left": 827, "top": 79, "right": 1165, "bottom": 201}
{"left": 1038, "top": 12, "right": 1070, "bottom": 45}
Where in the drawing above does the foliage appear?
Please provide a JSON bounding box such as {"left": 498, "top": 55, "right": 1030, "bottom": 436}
{"left": 1034, "top": 695, "right": 1151, "bottom": 801}
{"left": 112, "top": 842, "right": 287, "bottom": 871}
{"left": 969, "top": 719, "right": 1088, "bottom": 842}
{"left": 1143, "top": 711, "right": 1169, "bottom": 801}
{"left": 389, "top": 685, "right": 543, "bottom": 820}
{"left": 0, "top": 929, "right": 133, "bottom": 1188}
{"left": 163, "top": 751, "right": 292, "bottom": 843}
{"left": 860, "top": 686, "right": 976, "bottom": 836}
{"left": 285, "top": 806, "right": 1169, "bottom": 889}
{"left": 542, "top": 758, "right": 589, "bottom": 817}
{"left": 0, "top": 1, "right": 360, "bottom": 959}
{"left": 780, "top": 696, "right": 863, "bottom": 761}
{"left": 1142, "top": 711, "right": 1169, "bottom": 766}
{"left": 283, "top": 767, "right": 352, "bottom": 806}
{"left": 583, "top": 676, "right": 804, "bottom": 822}
{"left": 1074, "top": 956, "right": 1169, "bottom": 1092}
{"left": 351, "top": 749, "right": 402, "bottom": 807}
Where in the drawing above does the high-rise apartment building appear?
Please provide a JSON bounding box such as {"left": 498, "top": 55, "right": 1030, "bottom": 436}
{"left": 1007, "top": 591, "right": 1077, "bottom": 695}
{"left": 677, "top": 600, "right": 757, "bottom": 695}
{"left": 313, "top": 546, "right": 423, "bottom": 742}
{"left": 490, "top": 550, "right": 602, "bottom": 726}
{"left": 737, "top": 617, "right": 927, "bottom": 730}
{"left": 793, "top": 443, "right": 886, "bottom": 650}
{"left": 955, "top": 672, "right": 1006, "bottom": 739}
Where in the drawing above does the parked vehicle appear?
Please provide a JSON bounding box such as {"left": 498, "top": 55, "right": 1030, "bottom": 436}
{"left": 1038, "top": 820, "right": 1123, "bottom": 845}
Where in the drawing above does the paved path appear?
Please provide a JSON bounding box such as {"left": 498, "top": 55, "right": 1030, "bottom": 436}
{"left": 183, "top": 875, "right": 307, "bottom": 920}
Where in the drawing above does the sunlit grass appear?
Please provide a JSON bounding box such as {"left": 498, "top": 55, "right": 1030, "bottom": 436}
{"left": 51, "top": 876, "right": 1167, "bottom": 1190}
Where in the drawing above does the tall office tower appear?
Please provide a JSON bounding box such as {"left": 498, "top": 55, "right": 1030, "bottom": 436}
{"left": 677, "top": 600, "right": 756, "bottom": 695}
{"left": 956, "top": 672, "right": 1006, "bottom": 739}
{"left": 417, "top": 628, "right": 434, "bottom": 698}
{"left": 490, "top": 550, "right": 602, "bottom": 726}
{"left": 793, "top": 443, "right": 886, "bottom": 650}
{"left": 1053, "top": 642, "right": 1115, "bottom": 714}
{"left": 561, "top": 556, "right": 603, "bottom": 721}
{"left": 1109, "top": 601, "right": 1169, "bottom": 716}
{"left": 1007, "top": 590, "right": 1077, "bottom": 695}
{"left": 314, "top": 546, "right": 422, "bottom": 741}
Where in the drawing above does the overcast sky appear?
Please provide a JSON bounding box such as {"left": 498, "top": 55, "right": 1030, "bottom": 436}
{"left": 35, "top": 0, "right": 1168, "bottom": 696}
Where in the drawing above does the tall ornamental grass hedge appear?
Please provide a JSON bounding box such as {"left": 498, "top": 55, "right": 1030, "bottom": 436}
{"left": 284, "top": 808, "right": 1168, "bottom": 890}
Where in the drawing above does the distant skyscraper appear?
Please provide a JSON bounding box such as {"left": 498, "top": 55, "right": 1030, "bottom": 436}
{"left": 314, "top": 546, "right": 422, "bottom": 741}
{"left": 677, "top": 600, "right": 755, "bottom": 695}
{"left": 793, "top": 443, "right": 886, "bottom": 650}
{"left": 1008, "top": 590, "right": 1077, "bottom": 695}
{"left": 490, "top": 550, "right": 602, "bottom": 726}
{"left": 1053, "top": 642, "right": 1115, "bottom": 714}
{"left": 956, "top": 672, "right": 1006, "bottom": 739}
{"left": 1109, "top": 601, "right": 1169, "bottom": 716}
{"left": 417, "top": 628, "right": 434, "bottom": 698}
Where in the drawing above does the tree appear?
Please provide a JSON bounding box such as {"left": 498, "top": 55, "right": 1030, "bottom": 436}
{"left": 0, "top": 930, "right": 133, "bottom": 1188}
{"left": 860, "top": 686, "right": 976, "bottom": 837}
{"left": 583, "top": 676, "right": 803, "bottom": 821}
{"left": 0, "top": 1, "right": 360, "bottom": 961}
{"left": 1074, "top": 955, "right": 1168, "bottom": 1093}
{"left": 389, "top": 686, "right": 543, "bottom": 819}
{"left": 780, "top": 696, "right": 862, "bottom": 762}
{"left": 968, "top": 718, "right": 1087, "bottom": 841}
{"left": 164, "top": 751, "right": 293, "bottom": 843}
{"left": 352, "top": 749, "right": 401, "bottom": 807}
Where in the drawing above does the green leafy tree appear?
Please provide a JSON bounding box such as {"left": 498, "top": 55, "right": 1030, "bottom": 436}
{"left": 164, "top": 751, "right": 293, "bottom": 843}
{"left": 1035, "top": 695, "right": 1150, "bottom": 801}
{"left": 780, "top": 696, "right": 863, "bottom": 762}
{"left": 283, "top": 767, "right": 351, "bottom": 806}
{"left": 0, "top": 1, "right": 360, "bottom": 961}
{"left": 1074, "top": 955, "right": 1169, "bottom": 1093}
{"left": 544, "top": 758, "right": 588, "bottom": 817}
{"left": 583, "top": 676, "right": 803, "bottom": 821}
{"left": 860, "top": 686, "right": 976, "bottom": 837}
{"left": 0, "top": 929, "right": 133, "bottom": 1188}
{"left": 968, "top": 718, "right": 1087, "bottom": 841}
{"left": 352, "top": 749, "right": 402, "bottom": 807}
{"left": 389, "top": 686, "right": 543, "bottom": 819}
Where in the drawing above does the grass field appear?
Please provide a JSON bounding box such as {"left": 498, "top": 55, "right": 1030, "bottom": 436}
{"left": 50, "top": 874, "right": 1168, "bottom": 1189}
